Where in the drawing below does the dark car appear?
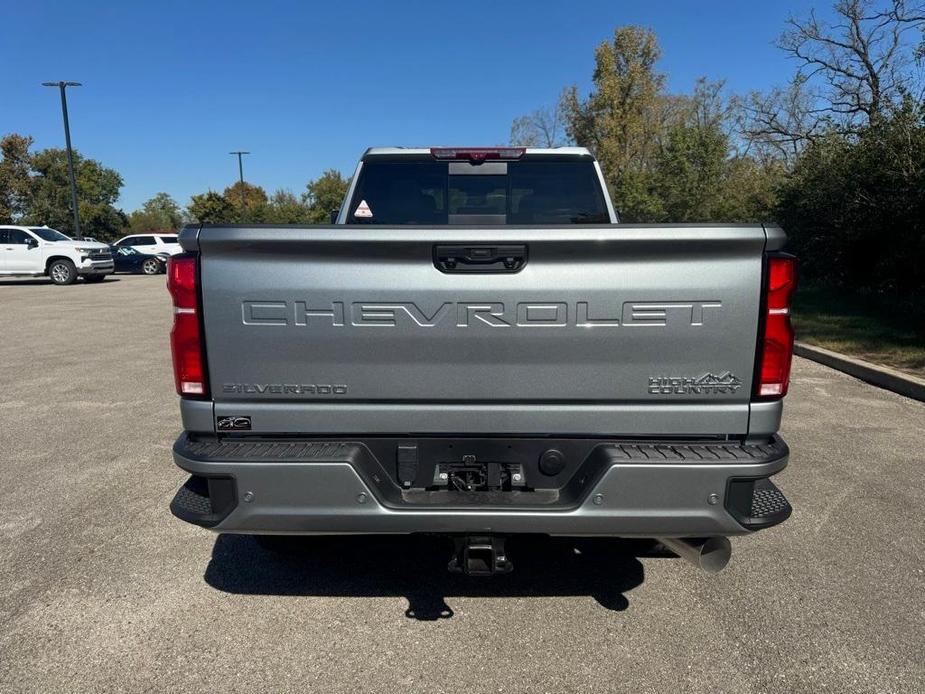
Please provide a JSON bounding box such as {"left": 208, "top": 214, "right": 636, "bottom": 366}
{"left": 111, "top": 246, "right": 166, "bottom": 275}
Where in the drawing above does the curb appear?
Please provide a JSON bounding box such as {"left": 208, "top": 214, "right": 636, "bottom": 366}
{"left": 794, "top": 342, "right": 925, "bottom": 403}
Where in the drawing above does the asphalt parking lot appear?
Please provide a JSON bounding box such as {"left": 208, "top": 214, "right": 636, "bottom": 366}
{"left": 1, "top": 274, "right": 923, "bottom": 693}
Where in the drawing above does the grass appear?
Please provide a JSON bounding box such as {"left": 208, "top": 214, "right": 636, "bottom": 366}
{"left": 792, "top": 283, "right": 925, "bottom": 378}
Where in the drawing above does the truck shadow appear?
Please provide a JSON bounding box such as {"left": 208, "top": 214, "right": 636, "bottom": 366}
{"left": 204, "top": 534, "right": 648, "bottom": 620}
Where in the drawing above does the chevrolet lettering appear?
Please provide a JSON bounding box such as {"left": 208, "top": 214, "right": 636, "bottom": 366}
{"left": 241, "top": 300, "right": 724, "bottom": 328}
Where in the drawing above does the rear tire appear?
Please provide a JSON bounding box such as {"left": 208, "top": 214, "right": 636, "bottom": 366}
{"left": 48, "top": 259, "right": 77, "bottom": 285}
{"left": 142, "top": 258, "right": 161, "bottom": 275}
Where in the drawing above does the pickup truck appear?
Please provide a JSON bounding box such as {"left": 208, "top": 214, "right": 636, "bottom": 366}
{"left": 168, "top": 147, "right": 795, "bottom": 575}
{"left": 0, "top": 225, "right": 113, "bottom": 284}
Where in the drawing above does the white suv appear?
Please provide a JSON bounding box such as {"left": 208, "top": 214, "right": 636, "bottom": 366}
{"left": 0, "top": 225, "right": 114, "bottom": 285}
{"left": 111, "top": 233, "right": 182, "bottom": 256}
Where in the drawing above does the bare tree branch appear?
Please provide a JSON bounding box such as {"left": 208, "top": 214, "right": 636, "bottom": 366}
{"left": 741, "top": 0, "right": 924, "bottom": 161}
{"left": 778, "top": 0, "right": 925, "bottom": 132}
{"left": 509, "top": 97, "right": 569, "bottom": 148}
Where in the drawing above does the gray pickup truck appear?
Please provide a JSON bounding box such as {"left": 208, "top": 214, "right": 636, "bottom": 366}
{"left": 168, "top": 147, "right": 796, "bottom": 575}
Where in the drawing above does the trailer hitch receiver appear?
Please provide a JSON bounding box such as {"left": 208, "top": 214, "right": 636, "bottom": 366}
{"left": 447, "top": 535, "right": 512, "bottom": 576}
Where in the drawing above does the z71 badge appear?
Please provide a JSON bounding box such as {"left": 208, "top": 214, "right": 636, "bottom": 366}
{"left": 217, "top": 416, "right": 252, "bottom": 431}
{"left": 649, "top": 372, "right": 742, "bottom": 395}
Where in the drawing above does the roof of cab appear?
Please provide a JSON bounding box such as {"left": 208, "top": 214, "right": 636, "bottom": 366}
{"left": 361, "top": 146, "right": 593, "bottom": 159}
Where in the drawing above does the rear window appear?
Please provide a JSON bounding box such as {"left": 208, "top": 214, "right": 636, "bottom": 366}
{"left": 159, "top": 235, "right": 178, "bottom": 243}
{"left": 347, "top": 158, "right": 609, "bottom": 224}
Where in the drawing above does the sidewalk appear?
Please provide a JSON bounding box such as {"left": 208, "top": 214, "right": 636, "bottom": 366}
{"left": 794, "top": 341, "right": 925, "bottom": 403}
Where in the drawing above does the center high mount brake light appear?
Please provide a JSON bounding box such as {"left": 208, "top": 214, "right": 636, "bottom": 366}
{"left": 430, "top": 147, "right": 526, "bottom": 161}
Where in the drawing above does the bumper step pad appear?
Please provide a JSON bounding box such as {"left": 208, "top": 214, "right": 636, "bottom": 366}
{"left": 751, "top": 478, "right": 792, "bottom": 519}
{"left": 726, "top": 476, "right": 792, "bottom": 530}
{"left": 172, "top": 476, "right": 213, "bottom": 516}
{"left": 169, "top": 474, "right": 236, "bottom": 528}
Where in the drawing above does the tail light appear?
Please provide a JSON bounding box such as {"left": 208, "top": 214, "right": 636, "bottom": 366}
{"left": 756, "top": 255, "right": 797, "bottom": 398}
{"left": 430, "top": 147, "right": 525, "bottom": 161}
{"left": 167, "top": 255, "right": 208, "bottom": 397}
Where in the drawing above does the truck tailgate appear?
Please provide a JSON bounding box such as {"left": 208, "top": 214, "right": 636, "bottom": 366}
{"left": 194, "top": 224, "right": 771, "bottom": 436}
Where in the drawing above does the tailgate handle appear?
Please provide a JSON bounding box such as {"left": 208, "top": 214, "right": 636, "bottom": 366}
{"left": 433, "top": 244, "right": 527, "bottom": 273}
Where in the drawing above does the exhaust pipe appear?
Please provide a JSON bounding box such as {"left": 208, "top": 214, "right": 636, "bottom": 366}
{"left": 657, "top": 536, "right": 732, "bottom": 574}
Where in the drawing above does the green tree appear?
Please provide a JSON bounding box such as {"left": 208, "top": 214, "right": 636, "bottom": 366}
{"left": 304, "top": 170, "right": 349, "bottom": 223}
{"left": 264, "top": 189, "right": 312, "bottom": 224}
{"left": 651, "top": 122, "right": 728, "bottom": 222}
{"left": 648, "top": 119, "right": 783, "bottom": 224}
{"left": 26, "top": 148, "right": 126, "bottom": 241}
{"left": 186, "top": 182, "right": 272, "bottom": 224}
{"left": 776, "top": 101, "right": 925, "bottom": 297}
{"left": 516, "top": 29, "right": 788, "bottom": 224}
{"left": 0, "top": 134, "right": 34, "bottom": 223}
{"left": 218, "top": 181, "right": 268, "bottom": 223}
{"left": 127, "top": 192, "right": 183, "bottom": 232}
{"left": 187, "top": 190, "right": 236, "bottom": 224}
{"left": 560, "top": 26, "right": 668, "bottom": 221}
{"left": 224, "top": 181, "right": 268, "bottom": 211}
{"left": 717, "top": 155, "right": 785, "bottom": 222}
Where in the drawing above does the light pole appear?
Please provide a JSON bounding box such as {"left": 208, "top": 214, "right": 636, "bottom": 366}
{"left": 42, "top": 81, "right": 82, "bottom": 238}
{"left": 229, "top": 151, "right": 249, "bottom": 211}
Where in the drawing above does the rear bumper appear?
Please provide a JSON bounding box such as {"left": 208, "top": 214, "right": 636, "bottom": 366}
{"left": 170, "top": 434, "right": 791, "bottom": 537}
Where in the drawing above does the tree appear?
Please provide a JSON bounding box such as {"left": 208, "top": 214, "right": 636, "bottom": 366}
{"left": 744, "top": 0, "right": 925, "bottom": 155}
{"left": 651, "top": 122, "right": 729, "bottom": 222}
{"left": 185, "top": 182, "right": 273, "bottom": 224}
{"left": 562, "top": 27, "right": 666, "bottom": 178}
{"left": 219, "top": 181, "right": 269, "bottom": 222}
{"left": 1, "top": 134, "right": 128, "bottom": 240}
{"left": 187, "top": 191, "right": 235, "bottom": 224}
{"left": 676, "top": 78, "right": 746, "bottom": 153}
{"left": 26, "top": 147, "right": 126, "bottom": 241}
{"left": 304, "top": 170, "right": 349, "bottom": 223}
{"left": 0, "top": 134, "right": 34, "bottom": 223}
{"left": 782, "top": 0, "right": 924, "bottom": 127}
{"left": 264, "top": 189, "right": 312, "bottom": 224}
{"left": 560, "top": 26, "right": 668, "bottom": 220}
{"left": 717, "top": 155, "right": 786, "bottom": 223}
{"left": 776, "top": 100, "right": 925, "bottom": 296}
{"left": 510, "top": 99, "right": 568, "bottom": 147}
{"left": 223, "top": 181, "right": 268, "bottom": 213}
{"left": 740, "top": 76, "right": 825, "bottom": 164}
{"left": 127, "top": 192, "right": 183, "bottom": 232}
{"left": 658, "top": 79, "right": 784, "bottom": 223}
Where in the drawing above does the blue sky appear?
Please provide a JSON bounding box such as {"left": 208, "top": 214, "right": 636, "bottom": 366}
{"left": 1, "top": 0, "right": 827, "bottom": 211}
